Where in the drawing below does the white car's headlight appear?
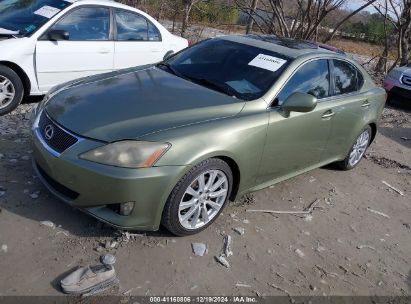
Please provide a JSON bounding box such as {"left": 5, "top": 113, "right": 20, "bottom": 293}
{"left": 79, "top": 141, "right": 171, "bottom": 168}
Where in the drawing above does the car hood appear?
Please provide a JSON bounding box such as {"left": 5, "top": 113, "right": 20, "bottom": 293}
{"left": 45, "top": 67, "right": 245, "bottom": 142}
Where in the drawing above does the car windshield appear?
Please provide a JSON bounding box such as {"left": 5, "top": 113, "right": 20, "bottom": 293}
{"left": 159, "top": 39, "right": 291, "bottom": 101}
{"left": 0, "top": 0, "right": 72, "bottom": 36}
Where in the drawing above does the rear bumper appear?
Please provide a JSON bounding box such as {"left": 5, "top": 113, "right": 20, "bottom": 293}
{"left": 31, "top": 120, "right": 187, "bottom": 231}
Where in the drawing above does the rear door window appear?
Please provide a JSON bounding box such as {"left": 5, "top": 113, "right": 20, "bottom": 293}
{"left": 332, "top": 59, "right": 363, "bottom": 95}
{"left": 115, "top": 10, "right": 147, "bottom": 41}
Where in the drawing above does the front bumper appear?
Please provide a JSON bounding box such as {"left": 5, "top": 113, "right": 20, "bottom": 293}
{"left": 31, "top": 114, "right": 187, "bottom": 230}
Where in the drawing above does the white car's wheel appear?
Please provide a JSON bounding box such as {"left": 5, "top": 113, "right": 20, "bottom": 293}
{"left": 0, "top": 65, "right": 24, "bottom": 116}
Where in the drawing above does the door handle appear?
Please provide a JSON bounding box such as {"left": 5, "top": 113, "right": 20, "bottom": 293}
{"left": 361, "top": 100, "right": 371, "bottom": 108}
{"left": 98, "top": 49, "right": 111, "bottom": 54}
{"left": 322, "top": 110, "right": 335, "bottom": 119}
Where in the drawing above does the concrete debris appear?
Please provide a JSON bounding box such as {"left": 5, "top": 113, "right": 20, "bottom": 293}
{"left": 40, "top": 220, "right": 56, "bottom": 229}
{"left": 1, "top": 244, "right": 7, "bottom": 253}
{"left": 223, "top": 235, "right": 233, "bottom": 257}
{"left": 295, "top": 248, "right": 305, "bottom": 258}
{"left": 304, "top": 214, "right": 313, "bottom": 222}
{"left": 191, "top": 243, "right": 207, "bottom": 256}
{"left": 366, "top": 207, "right": 390, "bottom": 219}
{"left": 357, "top": 245, "right": 377, "bottom": 251}
{"left": 247, "top": 199, "right": 320, "bottom": 215}
{"left": 235, "top": 282, "right": 251, "bottom": 288}
{"left": 233, "top": 227, "right": 245, "bottom": 235}
{"left": 268, "top": 282, "right": 291, "bottom": 296}
{"left": 382, "top": 180, "right": 405, "bottom": 196}
{"left": 100, "top": 254, "right": 116, "bottom": 265}
{"left": 215, "top": 255, "right": 230, "bottom": 268}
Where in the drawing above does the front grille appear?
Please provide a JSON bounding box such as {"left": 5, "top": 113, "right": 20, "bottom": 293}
{"left": 401, "top": 75, "right": 411, "bottom": 86}
{"left": 36, "top": 162, "right": 79, "bottom": 200}
{"left": 38, "top": 111, "right": 78, "bottom": 153}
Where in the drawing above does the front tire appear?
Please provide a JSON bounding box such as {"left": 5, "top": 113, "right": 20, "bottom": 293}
{"left": 337, "top": 126, "right": 372, "bottom": 170}
{"left": 162, "top": 158, "right": 233, "bottom": 236}
{"left": 0, "top": 65, "right": 24, "bottom": 116}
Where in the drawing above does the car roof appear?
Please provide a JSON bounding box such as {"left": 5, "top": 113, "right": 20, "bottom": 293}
{"left": 221, "top": 34, "right": 336, "bottom": 59}
{"left": 70, "top": 0, "right": 140, "bottom": 11}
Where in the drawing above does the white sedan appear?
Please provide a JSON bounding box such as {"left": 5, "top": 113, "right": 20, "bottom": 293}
{"left": 0, "top": 0, "right": 188, "bottom": 115}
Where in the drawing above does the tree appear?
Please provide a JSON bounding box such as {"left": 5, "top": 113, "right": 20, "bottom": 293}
{"left": 322, "top": 0, "right": 378, "bottom": 42}
{"left": 181, "top": 0, "right": 203, "bottom": 37}
{"left": 374, "top": 0, "right": 411, "bottom": 71}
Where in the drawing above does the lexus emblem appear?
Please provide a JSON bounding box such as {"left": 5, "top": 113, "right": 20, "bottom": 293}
{"left": 44, "top": 124, "right": 55, "bottom": 140}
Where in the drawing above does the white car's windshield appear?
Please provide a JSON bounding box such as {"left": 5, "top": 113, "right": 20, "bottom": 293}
{"left": 0, "top": 0, "right": 72, "bottom": 36}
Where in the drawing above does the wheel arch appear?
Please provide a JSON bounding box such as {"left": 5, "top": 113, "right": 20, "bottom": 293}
{"left": 0, "top": 61, "right": 31, "bottom": 96}
{"left": 369, "top": 121, "right": 377, "bottom": 144}
{"left": 213, "top": 155, "right": 241, "bottom": 202}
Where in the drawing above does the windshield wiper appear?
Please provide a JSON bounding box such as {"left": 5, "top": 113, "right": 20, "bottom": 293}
{"left": 187, "top": 76, "right": 238, "bottom": 98}
{"left": 157, "top": 62, "right": 184, "bottom": 78}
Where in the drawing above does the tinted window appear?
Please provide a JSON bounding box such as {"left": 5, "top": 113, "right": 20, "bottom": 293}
{"left": 333, "top": 60, "right": 358, "bottom": 95}
{"left": 161, "top": 39, "right": 291, "bottom": 101}
{"left": 116, "top": 10, "right": 149, "bottom": 41}
{"left": 51, "top": 7, "right": 110, "bottom": 41}
{"left": 276, "top": 59, "right": 330, "bottom": 105}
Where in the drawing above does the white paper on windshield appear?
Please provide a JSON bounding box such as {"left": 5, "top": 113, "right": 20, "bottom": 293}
{"left": 248, "top": 54, "right": 287, "bottom": 72}
{"left": 34, "top": 6, "right": 61, "bottom": 19}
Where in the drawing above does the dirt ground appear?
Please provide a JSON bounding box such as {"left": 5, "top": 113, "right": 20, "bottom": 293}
{"left": 0, "top": 96, "right": 410, "bottom": 297}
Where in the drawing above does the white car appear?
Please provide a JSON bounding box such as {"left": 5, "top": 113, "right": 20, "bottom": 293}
{"left": 0, "top": 0, "right": 188, "bottom": 115}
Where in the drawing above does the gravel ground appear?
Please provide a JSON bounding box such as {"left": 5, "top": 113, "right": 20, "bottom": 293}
{"left": 0, "top": 98, "right": 410, "bottom": 297}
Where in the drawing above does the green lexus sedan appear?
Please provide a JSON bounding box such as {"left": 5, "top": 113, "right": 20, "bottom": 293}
{"left": 31, "top": 35, "right": 386, "bottom": 236}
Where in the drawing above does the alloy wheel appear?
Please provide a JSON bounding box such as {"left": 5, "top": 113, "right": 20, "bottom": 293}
{"left": 0, "top": 75, "right": 15, "bottom": 110}
{"left": 348, "top": 130, "right": 370, "bottom": 167}
{"left": 178, "top": 169, "right": 228, "bottom": 230}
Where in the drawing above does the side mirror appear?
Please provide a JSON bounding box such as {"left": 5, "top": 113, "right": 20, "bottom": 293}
{"left": 281, "top": 92, "right": 317, "bottom": 113}
{"left": 46, "top": 29, "right": 69, "bottom": 41}
{"left": 163, "top": 51, "right": 174, "bottom": 61}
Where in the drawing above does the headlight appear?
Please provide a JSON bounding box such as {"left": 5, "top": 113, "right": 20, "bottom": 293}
{"left": 79, "top": 141, "right": 170, "bottom": 168}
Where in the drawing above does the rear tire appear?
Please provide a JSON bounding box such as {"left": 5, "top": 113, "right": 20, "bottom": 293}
{"left": 337, "top": 126, "right": 372, "bottom": 170}
{"left": 162, "top": 158, "right": 233, "bottom": 236}
{"left": 0, "top": 65, "right": 24, "bottom": 116}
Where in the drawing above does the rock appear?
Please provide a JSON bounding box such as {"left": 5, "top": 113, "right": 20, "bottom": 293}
{"left": 191, "top": 242, "right": 207, "bottom": 256}
{"left": 223, "top": 235, "right": 233, "bottom": 257}
{"left": 1, "top": 244, "right": 7, "bottom": 253}
{"left": 40, "top": 220, "right": 55, "bottom": 229}
{"left": 233, "top": 227, "right": 245, "bottom": 235}
{"left": 110, "top": 241, "right": 118, "bottom": 248}
{"left": 95, "top": 246, "right": 104, "bottom": 252}
{"left": 21, "top": 155, "right": 30, "bottom": 161}
{"left": 215, "top": 255, "right": 230, "bottom": 268}
{"left": 304, "top": 214, "right": 313, "bottom": 222}
{"left": 101, "top": 254, "right": 116, "bottom": 265}
{"left": 242, "top": 219, "right": 250, "bottom": 224}
{"left": 295, "top": 248, "right": 305, "bottom": 258}
{"left": 309, "top": 284, "right": 317, "bottom": 291}
{"left": 0, "top": 190, "right": 5, "bottom": 197}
